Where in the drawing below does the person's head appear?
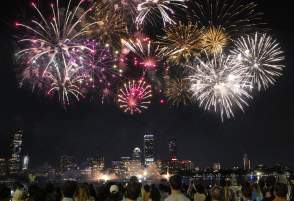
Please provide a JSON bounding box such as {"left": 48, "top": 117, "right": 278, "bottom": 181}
{"left": 62, "top": 181, "right": 77, "bottom": 198}
{"left": 144, "top": 185, "right": 150, "bottom": 193}
{"left": 75, "top": 184, "right": 90, "bottom": 201}
{"left": 150, "top": 185, "right": 161, "bottom": 201}
{"left": 196, "top": 184, "right": 205, "bottom": 194}
{"left": 169, "top": 175, "right": 182, "bottom": 191}
{"left": 0, "top": 184, "right": 11, "bottom": 201}
{"left": 274, "top": 183, "right": 288, "bottom": 198}
{"left": 126, "top": 182, "right": 141, "bottom": 201}
{"left": 129, "top": 176, "right": 139, "bottom": 183}
{"left": 211, "top": 186, "right": 224, "bottom": 201}
{"left": 110, "top": 185, "right": 119, "bottom": 195}
{"left": 241, "top": 183, "right": 252, "bottom": 199}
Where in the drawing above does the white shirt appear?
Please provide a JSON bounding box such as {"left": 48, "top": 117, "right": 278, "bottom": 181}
{"left": 164, "top": 192, "right": 190, "bottom": 201}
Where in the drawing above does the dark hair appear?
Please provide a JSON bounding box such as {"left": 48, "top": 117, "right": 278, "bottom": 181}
{"left": 144, "top": 185, "right": 150, "bottom": 193}
{"left": 196, "top": 184, "right": 206, "bottom": 194}
{"left": 211, "top": 186, "right": 224, "bottom": 201}
{"left": 275, "top": 183, "right": 288, "bottom": 198}
{"left": 126, "top": 182, "right": 141, "bottom": 200}
{"left": 62, "top": 181, "right": 77, "bottom": 198}
{"left": 0, "top": 184, "right": 11, "bottom": 200}
{"left": 150, "top": 185, "right": 161, "bottom": 201}
{"left": 241, "top": 183, "right": 252, "bottom": 199}
{"left": 169, "top": 175, "right": 182, "bottom": 190}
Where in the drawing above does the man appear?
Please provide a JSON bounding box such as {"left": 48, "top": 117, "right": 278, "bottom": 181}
{"left": 61, "top": 181, "right": 77, "bottom": 201}
{"left": 125, "top": 181, "right": 142, "bottom": 201}
{"left": 164, "top": 175, "right": 190, "bottom": 201}
{"left": 273, "top": 183, "right": 288, "bottom": 201}
{"left": 212, "top": 186, "right": 224, "bottom": 201}
{"left": 242, "top": 183, "right": 252, "bottom": 201}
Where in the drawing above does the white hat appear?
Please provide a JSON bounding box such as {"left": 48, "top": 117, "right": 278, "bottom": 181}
{"left": 110, "top": 185, "right": 119, "bottom": 194}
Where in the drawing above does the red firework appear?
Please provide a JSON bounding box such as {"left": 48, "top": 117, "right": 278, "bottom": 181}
{"left": 118, "top": 79, "right": 152, "bottom": 114}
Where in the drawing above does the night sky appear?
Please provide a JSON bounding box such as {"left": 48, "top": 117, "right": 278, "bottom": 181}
{"left": 0, "top": 0, "right": 293, "bottom": 169}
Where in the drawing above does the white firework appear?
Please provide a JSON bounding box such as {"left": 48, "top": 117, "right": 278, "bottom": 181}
{"left": 188, "top": 53, "right": 252, "bottom": 121}
{"left": 231, "top": 32, "right": 285, "bottom": 90}
{"left": 136, "top": 0, "right": 186, "bottom": 27}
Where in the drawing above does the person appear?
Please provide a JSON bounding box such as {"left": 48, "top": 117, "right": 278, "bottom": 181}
{"left": 158, "top": 184, "right": 169, "bottom": 201}
{"left": 242, "top": 183, "right": 252, "bottom": 201}
{"left": 0, "top": 184, "right": 11, "bottom": 201}
{"left": 12, "top": 183, "right": 25, "bottom": 201}
{"left": 106, "top": 185, "right": 121, "bottom": 201}
{"left": 273, "top": 183, "right": 288, "bottom": 201}
{"left": 61, "top": 181, "right": 77, "bottom": 201}
{"left": 252, "top": 184, "right": 263, "bottom": 201}
{"left": 149, "top": 185, "right": 161, "bottom": 201}
{"left": 224, "top": 181, "right": 235, "bottom": 201}
{"left": 125, "top": 181, "right": 142, "bottom": 201}
{"left": 194, "top": 184, "right": 207, "bottom": 201}
{"left": 143, "top": 185, "right": 150, "bottom": 201}
{"left": 261, "top": 187, "right": 274, "bottom": 201}
{"left": 164, "top": 175, "right": 190, "bottom": 201}
{"left": 75, "top": 184, "right": 95, "bottom": 201}
{"left": 211, "top": 186, "right": 224, "bottom": 201}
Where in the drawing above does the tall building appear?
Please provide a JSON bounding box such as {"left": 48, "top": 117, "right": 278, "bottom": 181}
{"left": 213, "top": 163, "right": 221, "bottom": 171}
{"left": 22, "top": 155, "right": 30, "bottom": 170}
{"left": 60, "top": 155, "right": 77, "bottom": 172}
{"left": 9, "top": 130, "right": 23, "bottom": 175}
{"left": 132, "top": 147, "right": 142, "bottom": 163}
{"left": 144, "top": 134, "right": 155, "bottom": 166}
{"left": 168, "top": 137, "right": 177, "bottom": 160}
{"left": 243, "top": 154, "right": 251, "bottom": 170}
{"left": 86, "top": 157, "right": 105, "bottom": 172}
{"left": 0, "top": 158, "right": 7, "bottom": 176}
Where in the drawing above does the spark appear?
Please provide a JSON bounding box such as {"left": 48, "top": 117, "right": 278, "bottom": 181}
{"left": 118, "top": 79, "right": 152, "bottom": 114}
{"left": 231, "top": 32, "right": 285, "bottom": 90}
{"left": 201, "top": 26, "right": 230, "bottom": 55}
{"left": 159, "top": 23, "right": 204, "bottom": 64}
{"left": 188, "top": 53, "right": 252, "bottom": 120}
{"left": 136, "top": 0, "right": 186, "bottom": 27}
{"left": 165, "top": 78, "right": 191, "bottom": 106}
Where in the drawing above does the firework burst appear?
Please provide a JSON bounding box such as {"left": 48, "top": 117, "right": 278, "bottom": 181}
{"left": 91, "top": 5, "right": 128, "bottom": 48}
{"left": 15, "top": 0, "right": 95, "bottom": 76}
{"left": 231, "top": 32, "right": 285, "bottom": 91}
{"left": 136, "top": 0, "right": 187, "bottom": 27}
{"left": 165, "top": 78, "right": 191, "bottom": 106}
{"left": 188, "top": 53, "right": 252, "bottom": 120}
{"left": 190, "top": 0, "right": 265, "bottom": 35}
{"left": 122, "top": 36, "right": 160, "bottom": 71}
{"left": 118, "top": 79, "right": 152, "bottom": 114}
{"left": 201, "top": 26, "right": 230, "bottom": 55}
{"left": 159, "top": 23, "right": 204, "bottom": 64}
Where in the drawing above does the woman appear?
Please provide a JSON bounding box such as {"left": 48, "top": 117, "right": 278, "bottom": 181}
{"left": 74, "top": 184, "right": 94, "bottom": 201}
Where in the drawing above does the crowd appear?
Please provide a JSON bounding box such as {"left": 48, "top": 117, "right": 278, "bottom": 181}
{"left": 0, "top": 175, "right": 293, "bottom": 201}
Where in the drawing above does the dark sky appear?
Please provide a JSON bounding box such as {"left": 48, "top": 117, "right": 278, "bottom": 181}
{"left": 0, "top": 0, "right": 294, "bottom": 169}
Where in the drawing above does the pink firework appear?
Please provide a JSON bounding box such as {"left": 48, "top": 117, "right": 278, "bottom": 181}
{"left": 118, "top": 79, "right": 152, "bottom": 114}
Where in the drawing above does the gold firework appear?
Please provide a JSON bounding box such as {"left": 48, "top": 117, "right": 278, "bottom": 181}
{"left": 165, "top": 78, "right": 191, "bottom": 106}
{"left": 90, "top": 3, "right": 128, "bottom": 48}
{"left": 159, "top": 23, "right": 204, "bottom": 64}
{"left": 201, "top": 26, "right": 230, "bottom": 55}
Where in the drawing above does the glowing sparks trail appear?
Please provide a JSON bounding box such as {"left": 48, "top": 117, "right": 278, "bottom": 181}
{"left": 159, "top": 23, "right": 204, "bottom": 64}
{"left": 15, "top": 0, "right": 95, "bottom": 77}
{"left": 188, "top": 53, "right": 252, "bottom": 120}
{"left": 122, "top": 36, "right": 160, "bottom": 70}
{"left": 118, "top": 80, "right": 152, "bottom": 114}
{"left": 231, "top": 32, "right": 285, "bottom": 90}
{"left": 201, "top": 26, "right": 230, "bottom": 55}
{"left": 191, "top": 0, "right": 264, "bottom": 34}
{"left": 136, "top": 0, "right": 187, "bottom": 27}
{"left": 91, "top": 6, "right": 128, "bottom": 48}
{"left": 165, "top": 78, "right": 191, "bottom": 106}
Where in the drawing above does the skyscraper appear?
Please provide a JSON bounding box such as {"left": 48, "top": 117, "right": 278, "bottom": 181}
{"left": 60, "top": 155, "right": 77, "bottom": 172}
{"left": 132, "top": 147, "right": 142, "bottom": 163}
{"left": 9, "top": 130, "right": 23, "bottom": 175}
{"left": 243, "top": 154, "right": 251, "bottom": 170}
{"left": 144, "top": 134, "right": 155, "bottom": 166}
{"left": 168, "top": 137, "right": 177, "bottom": 160}
{"left": 0, "top": 158, "right": 6, "bottom": 176}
